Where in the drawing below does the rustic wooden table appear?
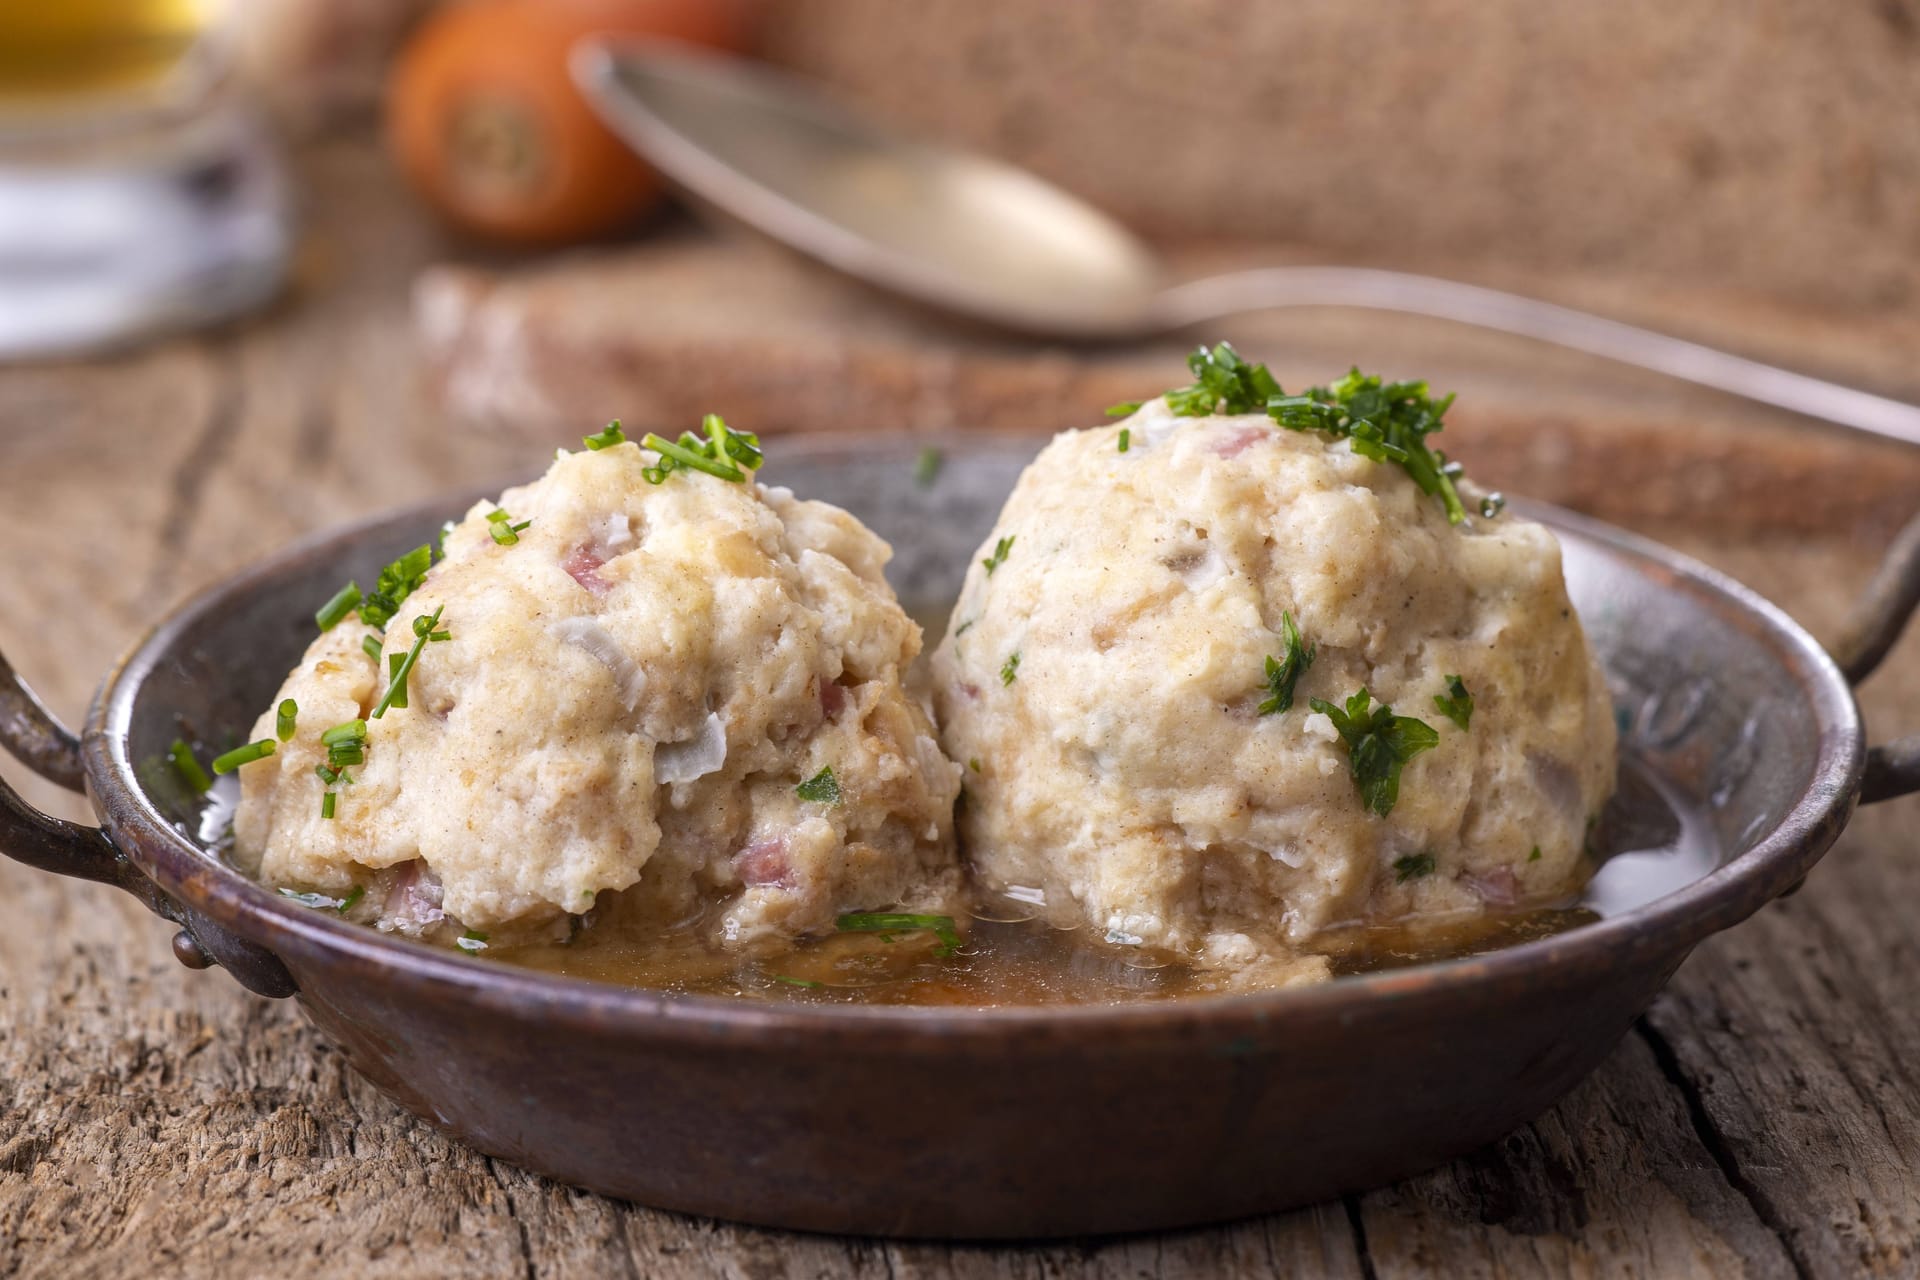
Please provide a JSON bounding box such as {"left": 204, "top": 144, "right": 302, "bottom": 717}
{"left": 2, "top": 140, "right": 1917, "bottom": 1279}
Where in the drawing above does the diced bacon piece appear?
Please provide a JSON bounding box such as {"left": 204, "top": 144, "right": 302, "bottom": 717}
{"left": 562, "top": 544, "right": 610, "bottom": 595}
{"left": 1212, "top": 424, "right": 1269, "bottom": 458}
{"left": 819, "top": 679, "right": 849, "bottom": 719}
{"left": 379, "top": 861, "right": 445, "bottom": 934}
{"left": 1463, "top": 866, "right": 1519, "bottom": 907}
{"left": 733, "top": 835, "right": 792, "bottom": 888}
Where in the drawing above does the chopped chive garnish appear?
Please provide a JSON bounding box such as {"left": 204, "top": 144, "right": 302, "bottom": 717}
{"left": 1105, "top": 401, "right": 1141, "bottom": 417}
{"left": 953, "top": 620, "right": 973, "bottom": 638}
{"left": 167, "top": 739, "right": 211, "bottom": 794}
{"left": 337, "top": 884, "right": 364, "bottom": 913}
{"left": 772, "top": 974, "right": 823, "bottom": 990}
{"left": 1393, "top": 853, "right": 1436, "bottom": 883}
{"left": 362, "top": 634, "right": 382, "bottom": 662}
{"left": 386, "top": 653, "right": 409, "bottom": 710}
{"left": 796, "top": 766, "right": 842, "bottom": 805}
{"left": 211, "top": 739, "right": 276, "bottom": 775}
{"left": 455, "top": 930, "right": 489, "bottom": 953}
{"left": 1433, "top": 675, "right": 1474, "bottom": 731}
{"left": 315, "top": 582, "right": 362, "bottom": 632}
{"left": 583, "top": 420, "right": 626, "bottom": 450}
{"left": 372, "top": 605, "right": 442, "bottom": 719}
{"left": 1257, "top": 611, "right": 1316, "bottom": 715}
{"left": 320, "top": 719, "right": 367, "bottom": 746}
{"left": 1480, "top": 493, "right": 1507, "bottom": 519}
{"left": 1116, "top": 344, "right": 1471, "bottom": 523}
{"left": 641, "top": 431, "right": 745, "bottom": 482}
{"left": 1000, "top": 652, "right": 1020, "bottom": 685}
{"left": 705, "top": 413, "right": 763, "bottom": 469}
{"left": 1118, "top": 427, "right": 1131, "bottom": 453}
{"left": 275, "top": 699, "right": 298, "bottom": 742}
{"left": 487, "top": 509, "right": 532, "bottom": 546}
{"left": 981, "top": 535, "right": 1014, "bottom": 576}
{"left": 1310, "top": 687, "right": 1439, "bottom": 818}
{"left": 835, "top": 912, "right": 963, "bottom": 957}
{"left": 320, "top": 792, "right": 337, "bottom": 819}
{"left": 913, "top": 446, "right": 943, "bottom": 488}
{"left": 359, "top": 545, "right": 433, "bottom": 631}
{"left": 1528, "top": 845, "right": 1543, "bottom": 862}
{"left": 1160, "top": 340, "right": 1282, "bottom": 416}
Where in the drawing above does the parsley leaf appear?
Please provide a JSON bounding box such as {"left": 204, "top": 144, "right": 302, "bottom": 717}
{"left": 1257, "top": 611, "right": 1315, "bottom": 715}
{"left": 1528, "top": 845, "right": 1543, "bottom": 862}
{"left": 1310, "top": 687, "right": 1440, "bottom": 817}
{"left": 796, "top": 766, "right": 842, "bottom": 805}
{"left": 1392, "top": 853, "right": 1436, "bottom": 883}
{"left": 1433, "top": 675, "right": 1474, "bottom": 730}
{"left": 981, "top": 535, "right": 1014, "bottom": 576}
{"left": 1000, "top": 652, "right": 1020, "bottom": 685}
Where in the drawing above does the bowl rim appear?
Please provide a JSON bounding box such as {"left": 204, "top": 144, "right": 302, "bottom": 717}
{"left": 82, "top": 432, "right": 1865, "bottom": 1041}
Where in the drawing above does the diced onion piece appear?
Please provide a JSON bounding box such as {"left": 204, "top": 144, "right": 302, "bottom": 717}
{"left": 592, "top": 513, "right": 635, "bottom": 551}
{"left": 554, "top": 617, "right": 647, "bottom": 711}
{"left": 655, "top": 712, "right": 727, "bottom": 784}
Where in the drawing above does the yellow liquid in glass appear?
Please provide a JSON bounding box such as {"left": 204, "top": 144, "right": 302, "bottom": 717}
{"left": 0, "top": 0, "right": 217, "bottom": 102}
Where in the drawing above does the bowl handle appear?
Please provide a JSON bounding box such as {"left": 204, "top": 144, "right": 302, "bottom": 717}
{"left": 1834, "top": 512, "right": 1920, "bottom": 803}
{"left": 0, "top": 654, "right": 297, "bottom": 998}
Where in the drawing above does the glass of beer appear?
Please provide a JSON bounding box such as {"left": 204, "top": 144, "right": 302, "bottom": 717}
{"left": 0, "top": 0, "right": 292, "bottom": 359}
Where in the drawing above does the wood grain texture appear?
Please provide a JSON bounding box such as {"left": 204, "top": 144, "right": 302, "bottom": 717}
{"left": 2, "top": 137, "right": 1918, "bottom": 1278}
{"left": 415, "top": 235, "right": 1920, "bottom": 545}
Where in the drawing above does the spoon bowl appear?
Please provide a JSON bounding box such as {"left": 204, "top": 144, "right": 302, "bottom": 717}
{"left": 573, "top": 40, "right": 1162, "bottom": 338}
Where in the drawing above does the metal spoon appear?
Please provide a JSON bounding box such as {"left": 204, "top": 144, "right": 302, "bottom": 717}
{"left": 572, "top": 40, "right": 1920, "bottom": 448}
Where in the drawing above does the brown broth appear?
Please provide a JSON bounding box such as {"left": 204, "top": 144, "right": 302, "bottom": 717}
{"left": 491, "top": 755, "right": 1702, "bottom": 1006}
{"left": 493, "top": 904, "right": 1608, "bottom": 1005}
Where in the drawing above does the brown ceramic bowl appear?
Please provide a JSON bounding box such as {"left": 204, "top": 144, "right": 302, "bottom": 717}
{"left": 3, "top": 435, "right": 1916, "bottom": 1239}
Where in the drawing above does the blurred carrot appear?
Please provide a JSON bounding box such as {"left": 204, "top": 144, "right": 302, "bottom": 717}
{"left": 387, "top": 0, "right": 748, "bottom": 246}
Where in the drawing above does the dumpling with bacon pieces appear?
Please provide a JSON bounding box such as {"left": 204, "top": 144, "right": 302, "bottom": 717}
{"left": 231, "top": 417, "right": 963, "bottom": 953}
{"left": 932, "top": 349, "right": 1617, "bottom": 988}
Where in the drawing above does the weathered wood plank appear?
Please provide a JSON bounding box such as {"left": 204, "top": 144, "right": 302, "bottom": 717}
{"left": 414, "top": 235, "right": 1920, "bottom": 545}
{"left": 1353, "top": 1028, "right": 1800, "bottom": 1279}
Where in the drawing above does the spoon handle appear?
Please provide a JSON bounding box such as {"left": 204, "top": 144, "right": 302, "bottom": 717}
{"left": 1151, "top": 266, "right": 1920, "bottom": 448}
